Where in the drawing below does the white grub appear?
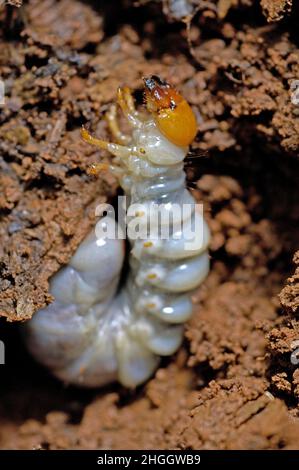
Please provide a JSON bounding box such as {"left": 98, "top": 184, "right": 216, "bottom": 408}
{"left": 24, "top": 83, "right": 210, "bottom": 388}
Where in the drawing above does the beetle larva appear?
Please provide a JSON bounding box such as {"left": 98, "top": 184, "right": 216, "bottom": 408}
{"left": 24, "top": 76, "right": 210, "bottom": 388}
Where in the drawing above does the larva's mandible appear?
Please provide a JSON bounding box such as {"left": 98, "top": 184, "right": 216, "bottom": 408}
{"left": 24, "top": 76, "right": 210, "bottom": 387}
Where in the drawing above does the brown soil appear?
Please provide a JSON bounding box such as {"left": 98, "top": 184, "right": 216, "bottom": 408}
{"left": 0, "top": 0, "right": 298, "bottom": 449}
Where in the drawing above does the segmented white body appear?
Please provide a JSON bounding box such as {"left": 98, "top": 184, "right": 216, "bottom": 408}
{"left": 24, "top": 113, "right": 210, "bottom": 388}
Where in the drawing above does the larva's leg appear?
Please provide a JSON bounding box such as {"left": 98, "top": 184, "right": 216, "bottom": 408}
{"left": 106, "top": 104, "right": 130, "bottom": 145}
{"left": 117, "top": 86, "right": 142, "bottom": 128}
{"left": 81, "top": 126, "right": 130, "bottom": 179}
{"left": 81, "top": 126, "right": 131, "bottom": 160}
{"left": 87, "top": 162, "right": 124, "bottom": 179}
{"left": 123, "top": 87, "right": 137, "bottom": 114}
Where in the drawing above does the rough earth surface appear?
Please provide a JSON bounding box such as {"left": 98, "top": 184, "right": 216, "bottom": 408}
{"left": 0, "top": 0, "right": 298, "bottom": 449}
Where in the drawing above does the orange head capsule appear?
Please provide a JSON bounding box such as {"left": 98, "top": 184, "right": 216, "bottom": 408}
{"left": 143, "top": 75, "right": 197, "bottom": 148}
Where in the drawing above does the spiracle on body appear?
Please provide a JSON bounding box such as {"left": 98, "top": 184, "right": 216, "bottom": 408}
{"left": 24, "top": 76, "right": 210, "bottom": 388}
